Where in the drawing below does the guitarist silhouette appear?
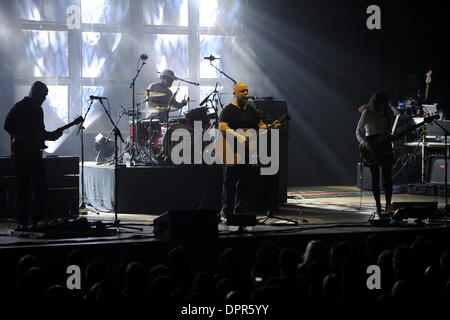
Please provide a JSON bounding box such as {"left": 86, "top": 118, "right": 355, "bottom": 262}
{"left": 356, "top": 91, "right": 395, "bottom": 215}
{"left": 4, "top": 81, "right": 77, "bottom": 230}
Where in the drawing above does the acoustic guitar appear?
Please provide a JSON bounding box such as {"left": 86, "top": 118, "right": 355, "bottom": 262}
{"left": 215, "top": 114, "right": 289, "bottom": 166}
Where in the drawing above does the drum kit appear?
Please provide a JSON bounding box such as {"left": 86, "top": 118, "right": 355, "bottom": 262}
{"left": 125, "top": 90, "right": 217, "bottom": 165}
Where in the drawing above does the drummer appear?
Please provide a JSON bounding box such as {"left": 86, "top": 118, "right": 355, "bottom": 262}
{"left": 147, "top": 69, "right": 187, "bottom": 121}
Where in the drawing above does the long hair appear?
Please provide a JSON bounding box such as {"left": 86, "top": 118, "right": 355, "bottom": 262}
{"left": 369, "top": 91, "right": 389, "bottom": 111}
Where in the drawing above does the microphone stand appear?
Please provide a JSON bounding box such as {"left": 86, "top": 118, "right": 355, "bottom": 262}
{"left": 97, "top": 98, "right": 142, "bottom": 232}
{"left": 432, "top": 120, "right": 450, "bottom": 215}
{"left": 78, "top": 98, "right": 94, "bottom": 210}
{"left": 129, "top": 57, "right": 147, "bottom": 165}
{"left": 200, "top": 83, "right": 222, "bottom": 128}
{"left": 256, "top": 113, "right": 298, "bottom": 225}
{"left": 209, "top": 60, "right": 237, "bottom": 84}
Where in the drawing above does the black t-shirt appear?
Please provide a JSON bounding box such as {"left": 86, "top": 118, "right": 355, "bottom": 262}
{"left": 219, "top": 103, "right": 260, "bottom": 130}
{"left": 4, "top": 97, "right": 50, "bottom": 158}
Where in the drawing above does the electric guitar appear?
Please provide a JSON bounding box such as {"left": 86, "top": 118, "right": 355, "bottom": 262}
{"left": 215, "top": 114, "right": 289, "bottom": 166}
{"left": 12, "top": 115, "right": 83, "bottom": 152}
{"left": 360, "top": 114, "right": 439, "bottom": 165}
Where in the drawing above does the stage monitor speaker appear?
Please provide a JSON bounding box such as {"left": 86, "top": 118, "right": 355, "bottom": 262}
{"left": 226, "top": 213, "right": 257, "bottom": 227}
{"left": 427, "top": 156, "right": 450, "bottom": 184}
{"left": 388, "top": 201, "right": 438, "bottom": 220}
{"left": 154, "top": 210, "right": 218, "bottom": 239}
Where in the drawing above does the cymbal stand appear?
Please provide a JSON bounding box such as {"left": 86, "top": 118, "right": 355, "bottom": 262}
{"left": 160, "top": 87, "right": 180, "bottom": 163}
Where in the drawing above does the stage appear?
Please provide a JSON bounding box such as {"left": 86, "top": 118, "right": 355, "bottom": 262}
{"left": 2, "top": 186, "right": 450, "bottom": 251}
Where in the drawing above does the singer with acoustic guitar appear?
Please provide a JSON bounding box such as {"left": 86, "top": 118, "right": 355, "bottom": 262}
{"left": 4, "top": 81, "right": 82, "bottom": 230}
{"left": 218, "top": 82, "right": 281, "bottom": 221}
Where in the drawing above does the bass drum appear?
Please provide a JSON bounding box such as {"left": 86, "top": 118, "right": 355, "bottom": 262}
{"left": 150, "top": 124, "right": 168, "bottom": 155}
{"left": 161, "top": 124, "right": 195, "bottom": 163}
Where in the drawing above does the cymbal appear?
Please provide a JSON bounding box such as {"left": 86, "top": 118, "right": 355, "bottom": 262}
{"left": 135, "top": 91, "right": 167, "bottom": 97}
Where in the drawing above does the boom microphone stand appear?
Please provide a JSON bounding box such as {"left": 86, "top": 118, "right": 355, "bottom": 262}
{"left": 96, "top": 98, "right": 143, "bottom": 232}
{"left": 77, "top": 98, "right": 94, "bottom": 210}
{"left": 209, "top": 60, "right": 236, "bottom": 84}
{"left": 129, "top": 55, "right": 147, "bottom": 165}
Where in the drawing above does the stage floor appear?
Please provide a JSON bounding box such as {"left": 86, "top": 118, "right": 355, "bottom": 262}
{"left": 1, "top": 186, "right": 449, "bottom": 249}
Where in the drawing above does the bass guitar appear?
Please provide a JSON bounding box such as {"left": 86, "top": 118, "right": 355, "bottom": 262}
{"left": 12, "top": 115, "right": 84, "bottom": 153}
{"left": 360, "top": 114, "right": 439, "bottom": 165}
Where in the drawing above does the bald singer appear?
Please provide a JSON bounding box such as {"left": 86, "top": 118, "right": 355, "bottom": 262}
{"left": 218, "top": 82, "right": 280, "bottom": 221}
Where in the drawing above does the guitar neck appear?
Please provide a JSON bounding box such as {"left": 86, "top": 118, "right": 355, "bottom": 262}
{"left": 59, "top": 119, "right": 81, "bottom": 131}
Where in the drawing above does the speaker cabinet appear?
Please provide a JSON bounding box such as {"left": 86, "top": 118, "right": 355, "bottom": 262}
{"left": 427, "top": 156, "right": 450, "bottom": 184}
{"left": 356, "top": 163, "right": 383, "bottom": 191}
{"left": 253, "top": 100, "right": 288, "bottom": 203}
{"left": 0, "top": 156, "right": 79, "bottom": 220}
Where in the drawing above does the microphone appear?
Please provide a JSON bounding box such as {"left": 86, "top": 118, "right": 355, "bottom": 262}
{"left": 89, "top": 95, "right": 107, "bottom": 100}
{"left": 140, "top": 54, "right": 148, "bottom": 61}
{"left": 204, "top": 54, "right": 219, "bottom": 61}
{"left": 247, "top": 96, "right": 258, "bottom": 100}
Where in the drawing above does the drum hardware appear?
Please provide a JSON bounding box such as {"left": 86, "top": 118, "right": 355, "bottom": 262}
{"left": 134, "top": 90, "right": 167, "bottom": 97}
{"left": 185, "top": 107, "right": 210, "bottom": 126}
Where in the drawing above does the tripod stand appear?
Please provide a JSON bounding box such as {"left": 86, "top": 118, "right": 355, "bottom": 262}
{"left": 96, "top": 98, "right": 143, "bottom": 233}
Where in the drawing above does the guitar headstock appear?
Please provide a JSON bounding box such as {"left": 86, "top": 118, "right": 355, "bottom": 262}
{"left": 424, "top": 114, "right": 440, "bottom": 124}
{"left": 426, "top": 70, "right": 432, "bottom": 84}
{"left": 72, "top": 115, "right": 84, "bottom": 125}
{"left": 279, "top": 114, "right": 290, "bottom": 123}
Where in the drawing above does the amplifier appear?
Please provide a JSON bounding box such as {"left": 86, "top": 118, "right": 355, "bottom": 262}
{"left": 0, "top": 156, "right": 79, "bottom": 220}
{"left": 0, "top": 175, "right": 79, "bottom": 220}
{"left": 427, "top": 156, "right": 450, "bottom": 184}
{"left": 253, "top": 100, "right": 288, "bottom": 203}
{"left": 356, "top": 163, "right": 383, "bottom": 191}
{"left": 0, "top": 156, "right": 79, "bottom": 177}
